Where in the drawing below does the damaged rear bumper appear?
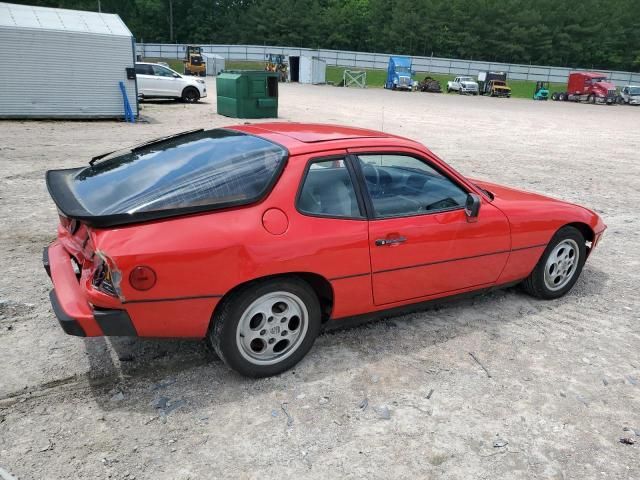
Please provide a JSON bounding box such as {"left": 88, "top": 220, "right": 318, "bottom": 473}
{"left": 44, "top": 243, "right": 137, "bottom": 337}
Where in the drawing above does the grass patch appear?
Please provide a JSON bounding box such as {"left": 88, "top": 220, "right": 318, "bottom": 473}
{"left": 144, "top": 58, "right": 566, "bottom": 100}
{"left": 326, "top": 66, "right": 565, "bottom": 99}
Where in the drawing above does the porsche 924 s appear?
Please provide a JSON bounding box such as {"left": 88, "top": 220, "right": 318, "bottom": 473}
{"left": 44, "top": 123, "right": 606, "bottom": 377}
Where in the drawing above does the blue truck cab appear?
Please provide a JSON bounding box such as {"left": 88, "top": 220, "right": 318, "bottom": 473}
{"left": 384, "top": 56, "right": 415, "bottom": 90}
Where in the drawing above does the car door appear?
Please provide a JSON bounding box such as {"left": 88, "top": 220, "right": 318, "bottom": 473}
{"left": 151, "top": 65, "right": 180, "bottom": 97}
{"left": 349, "top": 148, "right": 511, "bottom": 306}
{"left": 135, "top": 64, "right": 157, "bottom": 95}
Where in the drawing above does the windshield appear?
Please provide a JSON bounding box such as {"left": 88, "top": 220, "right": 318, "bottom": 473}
{"left": 592, "top": 77, "right": 607, "bottom": 83}
{"left": 493, "top": 81, "right": 506, "bottom": 86}
{"left": 629, "top": 87, "right": 640, "bottom": 95}
{"left": 69, "top": 130, "right": 287, "bottom": 216}
{"left": 459, "top": 77, "right": 473, "bottom": 82}
{"left": 395, "top": 66, "right": 410, "bottom": 73}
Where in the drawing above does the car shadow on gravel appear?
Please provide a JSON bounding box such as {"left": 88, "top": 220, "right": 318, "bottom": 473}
{"left": 83, "top": 266, "right": 609, "bottom": 414}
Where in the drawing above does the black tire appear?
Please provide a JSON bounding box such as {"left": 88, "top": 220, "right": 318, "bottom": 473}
{"left": 208, "top": 278, "right": 322, "bottom": 377}
{"left": 551, "top": 92, "right": 558, "bottom": 101}
{"left": 181, "top": 87, "right": 200, "bottom": 103}
{"left": 522, "top": 226, "right": 587, "bottom": 300}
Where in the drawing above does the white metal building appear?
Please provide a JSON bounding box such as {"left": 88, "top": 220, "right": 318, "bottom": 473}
{"left": 299, "top": 56, "right": 326, "bottom": 84}
{"left": 0, "top": 2, "right": 138, "bottom": 119}
{"left": 203, "top": 53, "right": 225, "bottom": 76}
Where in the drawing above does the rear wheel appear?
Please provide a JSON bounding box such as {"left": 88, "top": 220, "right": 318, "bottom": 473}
{"left": 181, "top": 87, "right": 200, "bottom": 103}
{"left": 208, "top": 278, "right": 321, "bottom": 377}
{"left": 522, "top": 226, "right": 586, "bottom": 300}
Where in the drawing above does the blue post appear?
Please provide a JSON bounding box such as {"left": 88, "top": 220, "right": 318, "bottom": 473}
{"left": 119, "top": 81, "right": 135, "bottom": 123}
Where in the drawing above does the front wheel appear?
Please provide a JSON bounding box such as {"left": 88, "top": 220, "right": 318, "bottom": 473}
{"left": 522, "top": 226, "right": 587, "bottom": 300}
{"left": 181, "top": 87, "right": 200, "bottom": 103}
{"left": 208, "top": 278, "right": 321, "bottom": 377}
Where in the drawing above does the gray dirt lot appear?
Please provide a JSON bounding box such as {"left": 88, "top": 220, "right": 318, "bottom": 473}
{"left": 0, "top": 80, "right": 639, "bottom": 479}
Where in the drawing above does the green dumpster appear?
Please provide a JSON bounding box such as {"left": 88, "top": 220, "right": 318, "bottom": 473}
{"left": 216, "top": 70, "right": 279, "bottom": 119}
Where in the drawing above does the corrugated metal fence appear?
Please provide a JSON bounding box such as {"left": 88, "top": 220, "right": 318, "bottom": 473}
{"left": 137, "top": 43, "right": 640, "bottom": 85}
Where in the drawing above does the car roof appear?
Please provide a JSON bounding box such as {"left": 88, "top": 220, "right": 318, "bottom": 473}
{"left": 229, "top": 123, "right": 421, "bottom": 154}
{"left": 573, "top": 72, "right": 607, "bottom": 78}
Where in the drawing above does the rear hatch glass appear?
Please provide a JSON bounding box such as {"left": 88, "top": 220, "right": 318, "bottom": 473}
{"left": 46, "top": 129, "right": 287, "bottom": 227}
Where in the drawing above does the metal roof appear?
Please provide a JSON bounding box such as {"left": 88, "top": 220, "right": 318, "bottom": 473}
{"left": 0, "top": 2, "right": 132, "bottom": 37}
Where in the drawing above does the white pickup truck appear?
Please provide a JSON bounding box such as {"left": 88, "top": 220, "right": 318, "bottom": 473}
{"left": 447, "top": 76, "right": 479, "bottom": 95}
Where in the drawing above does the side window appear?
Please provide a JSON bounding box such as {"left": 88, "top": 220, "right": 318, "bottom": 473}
{"left": 135, "top": 64, "right": 153, "bottom": 75}
{"left": 152, "top": 65, "right": 175, "bottom": 77}
{"left": 357, "top": 154, "right": 468, "bottom": 218}
{"left": 297, "top": 159, "right": 362, "bottom": 218}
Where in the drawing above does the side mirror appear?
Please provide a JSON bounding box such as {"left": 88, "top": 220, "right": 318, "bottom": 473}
{"left": 465, "top": 193, "right": 481, "bottom": 222}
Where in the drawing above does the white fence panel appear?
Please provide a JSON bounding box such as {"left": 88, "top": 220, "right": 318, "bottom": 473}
{"left": 137, "top": 43, "right": 639, "bottom": 85}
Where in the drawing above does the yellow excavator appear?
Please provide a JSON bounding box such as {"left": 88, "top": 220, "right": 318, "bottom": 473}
{"left": 184, "top": 45, "right": 205, "bottom": 76}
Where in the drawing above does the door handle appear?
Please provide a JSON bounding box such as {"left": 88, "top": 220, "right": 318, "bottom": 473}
{"left": 375, "top": 236, "right": 407, "bottom": 247}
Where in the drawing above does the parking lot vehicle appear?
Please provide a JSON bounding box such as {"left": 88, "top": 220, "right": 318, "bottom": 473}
{"left": 478, "top": 71, "right": 510, "bottom": 96}
{"left": 418, "top": 76, "right": 442, "bottom": 93}
{"left": 617, "top": 85, "right": 640, "bottom": 105}
{"left": 447, "top": 76, "right": 479, "bottom": 94}
{"left": 551, "top": 72, "right": 617, "bottom": 104}
{"left": 135, "top": 62, "right": 206, "bottom": 103}
{"left": 485, "top": 79, "right": 511, "bottom": 97}
{"left": 265, "top": 54, "right": 288, "bottom": 82}
{"left": 183, "top": 45, "right": 205, "bottom": 76}
{"left": 44, "top": 123, "right": 606, "bottom": 377}
{"left": 384, "top": 56, "right": 416, "bottom": 90}
{"left": 533, "top": 81, "right": 550, "bottom": 100}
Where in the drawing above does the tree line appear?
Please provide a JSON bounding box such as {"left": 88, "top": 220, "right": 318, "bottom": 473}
{"left": 17, "top": 0, "right": 640, "bottom": 72}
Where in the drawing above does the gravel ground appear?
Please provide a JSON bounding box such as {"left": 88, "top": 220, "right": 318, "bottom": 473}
{"left": 1, "top": 80, "right": 639, "bottom": 479}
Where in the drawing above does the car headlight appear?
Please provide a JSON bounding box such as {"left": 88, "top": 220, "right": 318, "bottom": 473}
{"left": 196, "top": 79, "right": 205, "bottom": 84}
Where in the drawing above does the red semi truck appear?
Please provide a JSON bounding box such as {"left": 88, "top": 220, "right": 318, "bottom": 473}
{"left": 551, "top": 72, "right": 617, "bottom": 104}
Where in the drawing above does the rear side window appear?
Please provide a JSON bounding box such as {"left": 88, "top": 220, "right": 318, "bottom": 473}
{"left": 297, "top": 159, "right": 362, "bottom": 218}
{"left": 71, "top": 130, "right": 287, "bottom": 216}
{"left": 135, "top": 64, "right": 153, "bottom": 75}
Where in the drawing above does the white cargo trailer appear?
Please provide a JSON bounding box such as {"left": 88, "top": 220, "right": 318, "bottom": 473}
{"left": 0, "top": 2, "right": 138, "bottom": 119}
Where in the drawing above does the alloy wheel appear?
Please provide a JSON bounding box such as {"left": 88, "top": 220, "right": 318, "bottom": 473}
{"left": 544, "top": 239, "right": 580, "bottom": 291}
{"left": 235, "top": 291, "right": 309, "bottom": 366}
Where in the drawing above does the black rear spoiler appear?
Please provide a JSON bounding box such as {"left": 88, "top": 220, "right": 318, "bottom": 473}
{"left": 46, "top": 167, "right": 253, "bottom": 229}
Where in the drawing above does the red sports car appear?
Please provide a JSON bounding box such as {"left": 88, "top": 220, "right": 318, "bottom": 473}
{"left": 44, "top": 123, "right": 606, "bottom": 377}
